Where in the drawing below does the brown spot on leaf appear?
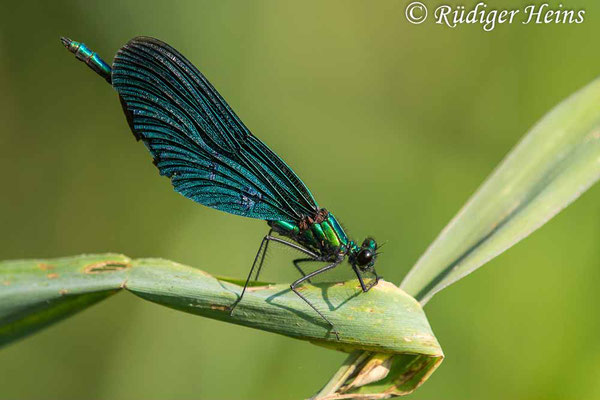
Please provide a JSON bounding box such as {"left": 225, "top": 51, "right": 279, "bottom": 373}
{"left": 59, "top": 289, "right": 68, "bottom": 295}
{"left": 246, "top": 284, "right": 273, "bottom": 292}
{"left": 2, "top": 280, "right": 10, "bottom": 286}
{"left": 84, "top": 260, "right": 131, "bottom": 274}
{"left": 38, "top": 263, "right": 55, "bottom": 271}
{"left": 210, "top": 304, "right": 228, "bottom": 312}
{"left": 47, "top": 273, "right": 59, "bottom": 279}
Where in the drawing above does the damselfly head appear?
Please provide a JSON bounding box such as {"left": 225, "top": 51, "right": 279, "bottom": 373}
{"left": 351, "top": 237, "right": 378, "bottom": 271}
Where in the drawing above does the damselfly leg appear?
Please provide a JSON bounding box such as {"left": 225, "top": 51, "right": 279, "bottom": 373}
{"left": 292, "top": 258, "right": 318, "bottom": 282}
{"left": 352, "top": 265, "right": 381, "bottom": 292}
{"left": 230, "top": 231, "right": 342, "bottom": 339}
{"left": 291, "top": 259, "right": 343, "bottom": 340}
{"left": 229, "top": 231, "right": 318, "bottom": 315}
{"left": 253, "top": 229, "right": 273, "bottom": 280}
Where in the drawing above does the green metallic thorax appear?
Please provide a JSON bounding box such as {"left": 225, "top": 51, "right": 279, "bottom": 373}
{"left": 269, "top": 210, "right": 357, "bottom": 259}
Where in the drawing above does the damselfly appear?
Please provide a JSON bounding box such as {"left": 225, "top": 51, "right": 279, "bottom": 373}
{"left": 61, "top": 36, "right": 381, "bottom": 339}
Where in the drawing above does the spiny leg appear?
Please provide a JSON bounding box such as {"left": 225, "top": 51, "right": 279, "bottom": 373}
{"left": 293, "top": 258, "right": 323, "bottom": 283}
{"left": 351, "top": 265, "right": 381, "bottom": 292}
{"left": 257, "top": 237, "right": 322, "bottom": 282}
{"left": 264, "top": 237, "right": 320, "bottom": 284}
{"left": 291, "top": 259, "right": 342, "bottom": 340}
{"left": 253, "top": 235, "right": 320, "bottom": 284}
{"left": 229, "top": 234, "right": 270, "bottom": 315}
{"left": 230, "top": 233, "right": 319, "bottom": 315}
{"left": 253, "top": 229, "right": 273, "bottom": 280}
{"left": 364, "top": 269, "right": 381, "bottom": 291}
{"left": 264, "top": 235, "right": 319, "bottom": 258}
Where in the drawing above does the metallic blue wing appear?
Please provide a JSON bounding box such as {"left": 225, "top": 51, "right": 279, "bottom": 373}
{"left": 111, "top": 37, "right": 319, "bottom": 222}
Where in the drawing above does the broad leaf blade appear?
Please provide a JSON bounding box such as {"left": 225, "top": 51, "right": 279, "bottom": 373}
{"left": 0, "top": 254, "right": 443, "bottom": 397}
{"left": 401, "top": 77, "right": 600, "bottom": 304}
{"left": 126, "top": 257, "right": 442, "bottom": 355}
{"left": 0, "top": 254, "right": 129, "bottom": 345}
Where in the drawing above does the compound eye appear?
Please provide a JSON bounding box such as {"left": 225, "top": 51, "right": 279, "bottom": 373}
{"left": 356, "top": 249, "right": 374, "bottom": 267}
{"left": 361, "top": 238, "right": 377, "bottom": 250}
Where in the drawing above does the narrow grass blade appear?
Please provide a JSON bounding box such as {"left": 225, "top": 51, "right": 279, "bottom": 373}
{"left": 401, "top": 77, "right": 600, "bottom": 304}
{"left": 318, "top": 75, "right": 600, "bottom": 399}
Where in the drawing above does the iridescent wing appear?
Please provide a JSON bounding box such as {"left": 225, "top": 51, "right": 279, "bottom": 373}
{"left": 111, "top": 37, "right": 318, "bottom": 222}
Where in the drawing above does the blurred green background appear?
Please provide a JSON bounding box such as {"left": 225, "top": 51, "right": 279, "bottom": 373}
{"left": 2, "top": 1, "right": 600, "bottom": 399}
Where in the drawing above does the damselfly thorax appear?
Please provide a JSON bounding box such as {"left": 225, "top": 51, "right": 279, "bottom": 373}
{"left": 269, "top": 209, "right": 350, "bottom": 259}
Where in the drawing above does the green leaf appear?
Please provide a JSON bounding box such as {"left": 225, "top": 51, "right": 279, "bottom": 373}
{"left": 318, "top": 76, "right": 600, "bottom": 398}
{"left": 0, "top": 254, "right": 443, "bottom": 397}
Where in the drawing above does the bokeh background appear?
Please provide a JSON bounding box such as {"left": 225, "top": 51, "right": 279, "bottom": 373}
{"left": 2, "top": 1, "right": 600, "bottom": 399}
